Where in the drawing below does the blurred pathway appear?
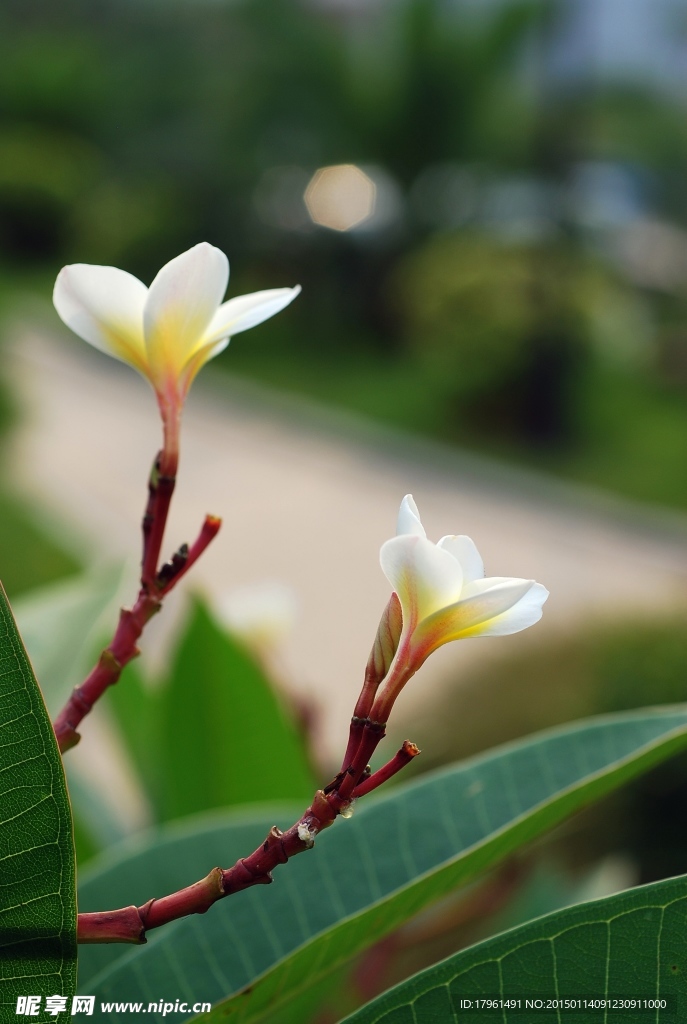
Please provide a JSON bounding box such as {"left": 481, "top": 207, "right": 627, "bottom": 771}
{"left": 8, "top": 327, "right": 687, "bottom": 761}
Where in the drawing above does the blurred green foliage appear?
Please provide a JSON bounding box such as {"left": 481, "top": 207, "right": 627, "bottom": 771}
{"left": 0, "top": 0, "right": 540, "bottom": 268}
{"left": 2, "top": 0, "right": 687, "bottom": 511}
{"left": 0, "top": 491, "right": 80, "bottom": 598}
{"left": 413, "top": 615, "right": 687, "bottom": 768}
{"left": 412, "top": 614, "right": 687, "bottom": 884}
{"left": 391, "top": 233, "right": 630, "bottom": 443}
{"left": 108, "top": 599, "right": 318, "bottom": 824}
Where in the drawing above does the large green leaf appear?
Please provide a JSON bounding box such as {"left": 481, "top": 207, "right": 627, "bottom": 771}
{"left": 0, "top": 584, "right": 77, "bottom": 1018}
{"left": 340, "top": 873, "right": 687, "bottom": 1023}
{"left": 76, "top": 707, "right": 687, "bottom": 1023}
{"left": 108, "top": 600, "right": 317, "bottom": 821}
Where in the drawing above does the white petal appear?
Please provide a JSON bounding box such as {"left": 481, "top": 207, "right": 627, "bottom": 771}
{"left": 460, "top": 575, "right": 519, "bottom": 598}
{"left": 203, "top": 286, "right": 301, "bottom": 345}
{"left": 396, "top": 494, "right": 426, "bottom": 538}
{"left": 144, "top": 242, "right": 229, "bottom": 378}
{"left": 455, "top": 578, "right": 536, "bottom": 624}
{"left": 438, "top": 535, "right": 484, "bottom": 582}
{"left": 415, "top": 578, "right": 543, "bottom": 653}
{"left": 475, "top": 581, "right": 549, "bottom": 636}
{"left": 53, "top": 264, "right": 148, "bottom": 373}
{"left": 380, "top": 534, "right": 463, "bottom": 627}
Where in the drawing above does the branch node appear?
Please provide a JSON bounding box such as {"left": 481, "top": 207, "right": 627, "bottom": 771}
{"left": 77, "top": 907, "right": 146, "bottom": 945}
{"left": 309, "top": 789, "right": 332, "bottom": 825}
{"left": 57, "top": 727, "right": 80, "bottom": 752}
{"left": 137, "top": 898, "right": 156, "bottom": 929}
{"left": 264, "top": 825, "right": 288, "bottom": 863}
{"left": 98, "top": 649, "right": 123, "bottom": 674}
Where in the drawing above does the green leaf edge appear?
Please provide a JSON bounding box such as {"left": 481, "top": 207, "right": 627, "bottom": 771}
{"left": 338, "top": 872, "right": 687, "bottom": 1023}
{"left": 0, "top": 583, "right": 77, "bottom": 1013}
{"left": 192, "top": 706, "right": 687, "bottom": 1022}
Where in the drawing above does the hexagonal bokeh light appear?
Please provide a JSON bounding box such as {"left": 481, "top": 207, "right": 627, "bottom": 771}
{"left": 304, "top": 164, "right": 376, "bottom": 231}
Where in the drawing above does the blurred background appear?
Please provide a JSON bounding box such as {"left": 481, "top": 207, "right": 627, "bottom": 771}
{"left": 3, "top": 0, "right": 687, "bottom": 1016}
{"left": 6, "top": 0, "right": 687, "bottom": 491}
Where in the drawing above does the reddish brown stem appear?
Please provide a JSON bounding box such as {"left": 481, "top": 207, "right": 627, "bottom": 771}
{"left": 340, "top": 594, "right": 402, "bottom": 773}
{"left": 352, "top": 740, "right": 420, "bottom": 798}
{"left": 77, "top": 735, "right": 420, "bottom": 943}
{"left": 78, "top": 788, "right": 346, "bottom": 943}
{"left": 336, "top": 719, "right": 387, "bottom": 802}
{"left": 158, "top": 515, "right": 222, "bottom": 597}
{"left": 53, "top": 593, "right": 161, "bottom": 752}
{"left": 141, "top": 459, "right": 176, "bottom": 589}
{"left": 53, "top": 451, "right": 220, "bottom": 753}
{"left": 340, "top": 714, "right": 367, "bottom": 776}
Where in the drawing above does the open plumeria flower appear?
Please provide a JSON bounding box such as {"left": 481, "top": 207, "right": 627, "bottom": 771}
{"left": 53, "top": 242, "right": 300, "bottom": 467}
{"left": 370, "top": 495, "right": 548, "bottom": 720}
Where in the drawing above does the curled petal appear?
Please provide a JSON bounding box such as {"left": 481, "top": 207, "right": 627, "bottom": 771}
{"left": 380, "top": 534, "right": 463, "bottom": 629}
{"left": 396, "top": 494, "right": 426, "bottom": 538}
{"left": 53, "top": 264, "right": 148, "bottom": 374}
{"left": 204, "top": 286, "right": 301, "bottom": 345}
{"left": 144, "top": 243, "right": 229, "bottom": 383}
{"left": 468, "top": 581, "right": 549, "bottom": 637}
{"left": 412, "top": 577, "right": 541, "bottom": 657}
{"left": 438, "top": 534, "right": 484, "bottom": 582}
{"left": 460, "top": 575, "right": 521, "bottom": 598}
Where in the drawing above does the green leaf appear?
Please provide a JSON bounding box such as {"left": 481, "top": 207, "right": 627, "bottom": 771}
{"left": 339, "top": 873, "right": 687, "bottom": 1023}
{"left": 0, "top": 584, "right": 77, "bottom": 1018}
{"left": 75, "top": 707, "right": 687, "bottom": 1022}
{"left": 144, "top": 600, "right": 317, "bottom": 820}
{"left": 13, "top": 566, "right": 135, "bottom": 862}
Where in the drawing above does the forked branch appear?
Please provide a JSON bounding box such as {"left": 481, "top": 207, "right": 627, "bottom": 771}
{"left": 52, "top": 450, "right": 221, "bottom": 753}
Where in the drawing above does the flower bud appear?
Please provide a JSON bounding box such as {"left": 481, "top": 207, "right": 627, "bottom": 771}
{"left": 365, "top": 591, "right": 403, "bottom": 690}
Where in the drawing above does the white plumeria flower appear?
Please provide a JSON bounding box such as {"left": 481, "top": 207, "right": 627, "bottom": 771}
{"left": 53, "top": 242, "right": 300, "bottom": 463}
{"left": 370, "top": 495, "right": 548, "bottom": 720}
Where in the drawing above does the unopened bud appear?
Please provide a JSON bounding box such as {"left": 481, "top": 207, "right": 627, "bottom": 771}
{"left": 365, "top": 592, "right": 402, "bottom": 688}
